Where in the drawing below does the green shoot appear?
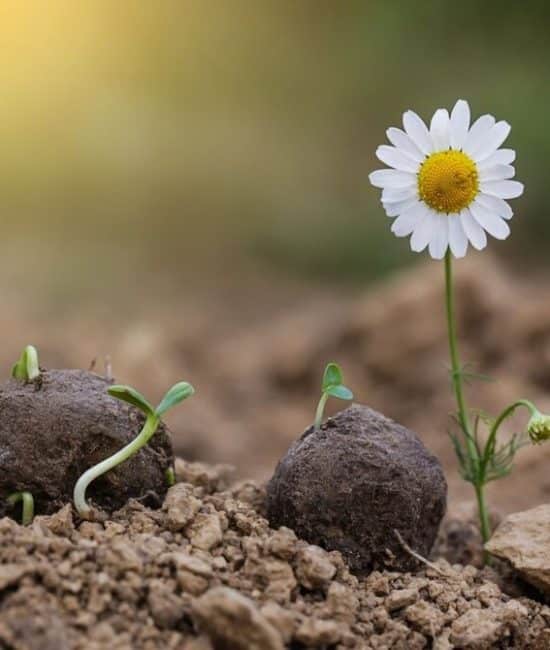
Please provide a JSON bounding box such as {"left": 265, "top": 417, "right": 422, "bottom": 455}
{"left": 314, "top": 362, "right": 353, "bottom": 428}
{"left": 73, "top": 380, "right": 194, "bottom": 517}
{"left": 7, "top": 491, "right": 35, "bottom": 526}
{"left": 12, "top": 345, "right": 40, "bottom": 382}
{"left": 165, "top": 467, "right": 176, "bottom": 487}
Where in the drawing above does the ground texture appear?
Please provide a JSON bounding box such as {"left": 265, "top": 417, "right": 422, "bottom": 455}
{"left": 1, "top": 459, "right": 549, "bottom": 650}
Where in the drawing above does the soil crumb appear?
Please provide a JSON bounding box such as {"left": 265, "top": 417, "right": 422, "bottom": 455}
{"left": 0, "top": 459, "right": 548, "bottom": 649}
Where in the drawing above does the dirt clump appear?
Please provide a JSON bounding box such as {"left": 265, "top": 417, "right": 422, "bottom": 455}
{"left": 1, "top": 458, "right": 547, "bottom": 649}
{"left": 0, "top": 369, "right": 173, "bottom": 517}
{"left": 266, "top": 405, "right": 447, "bottom": 574}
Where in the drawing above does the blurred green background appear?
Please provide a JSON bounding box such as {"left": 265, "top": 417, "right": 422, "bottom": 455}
{"left": 1, "top": 1, "right": 549, "bottom": 307}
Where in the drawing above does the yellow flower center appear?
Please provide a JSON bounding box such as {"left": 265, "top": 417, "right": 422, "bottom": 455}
{"left": 418, "top": 150, "right": 479, "bottom": 214}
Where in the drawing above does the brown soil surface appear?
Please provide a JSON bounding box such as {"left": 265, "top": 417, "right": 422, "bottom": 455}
{"left": 1, "top": 458, "right": 549, "bottom": 650}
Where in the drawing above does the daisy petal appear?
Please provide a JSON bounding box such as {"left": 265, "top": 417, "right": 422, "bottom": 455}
{"left": 390, "top": 202, "right": 429, "bottom": 236}
{"left": 428, "top": 214, "right": 449, "bottom": 259}
{"left": 410, "top": 210, "right": 438, "bottom": 252}
{"left": 480, "top": 180, "right": 524, "bottom": 199}
{"left": 386, "top": 127, "right": 425, "bottom": 163}
{"left": 460, "top": 208, "right": 487, "bottom": 250}
{"left": 450, "top": 99, "right": 470, "bottom": 150}
{"left": 475, "top": 193, "right": 513, "bottom": 220}
{"left": 382, "top": 196, "right": 419, "bottom": 217}
{"left": 448, "top": 214, "right": 468, "bottom": 258}
{"left": 463, "top": 115, "right": 496, "bottom": 155}
{"left": 403, "top": 110, "right": 433, "bottom": 155}
{"left": 376, "top": 145, "right": 419, "bottom": 173}
{"left": 381, "top": 187, "right": 417, "bottom": 203}
{"left": 477, "top": 148, "right": 515, "bottom": 170}
{"left": 479, "top": 164, "right": 515, "bottom": 182}
{"left": 430, "top": 109, "right": 450, "bottom": 151}
{"left": 469, "top": 121, "right": 511, "bottom": 162}
{"left": 470, "top": 202, "right": 511, "bottom": 240}
{"left": 369, "top": 169, "right": 416, "bottom": 189}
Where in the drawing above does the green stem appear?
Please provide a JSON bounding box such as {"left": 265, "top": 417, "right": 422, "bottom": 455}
{"left": 482, "top": 399, "right": 535, "bottom": 471}
{"left": 474, "top": 484, "right": 491, "bottom": 551}
{"left": 444, "top": 252, "right": 491, "bottom": 544}
{"left": 73, "top": 412, "right": 160, "bottom": 517}
{"left": 315, "top": 393, "right": 329, "bottom": 429}
{"left": 7, "top": 491, "right": 34, "bottom": 525}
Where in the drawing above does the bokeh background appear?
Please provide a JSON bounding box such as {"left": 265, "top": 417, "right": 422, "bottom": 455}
{"left": 2, "top": 1, "right": 550, "bottom": 513}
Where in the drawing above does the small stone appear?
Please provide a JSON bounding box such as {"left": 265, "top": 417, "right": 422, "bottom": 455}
{"left": 163, "top": 483, "right": 201, "bottom": 531}
{"left": 267, "top": 527, "right": 298, "bottom": 560}
{"left": 192, "top": 586, "right": 284, "bottom": 650}
{"left": 326, "top": 582, "right": 359, "bottom": 623}
{"left": 0, "top": 564, "right": 27, "bottom": 591}
{"left": 485, "top": 504, "right": 550, "bottom": 594}
{"left": 266, "top": 405, "right": 447, "bottom": 574}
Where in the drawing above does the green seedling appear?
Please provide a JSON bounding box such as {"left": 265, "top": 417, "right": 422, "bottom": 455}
{"left": 74, "top": 381, "right": 194, "bottom": 517}
{"left": 165, "top": 467, "right": 176, "bottom": 487}
{"left": 7, "top": 491, "right": 35, "bottom": 526}
{"left": 315, "top": 362, "right": 353, "bottom": 428}
{"left": 12, "top": 345, "right": 40, "bottom": 382}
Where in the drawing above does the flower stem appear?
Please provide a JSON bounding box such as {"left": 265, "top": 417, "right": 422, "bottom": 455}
{"left": 7, "top": 491, "right": 34, "bottom": 525}
{"left": 315, "top": 393, "right": 329, "bottom": 429}
{"left": 444, "top": 252, "right": 491, "bottom": 544}
{"left": 73, "top": 413, "right": 160, "bottom": 517}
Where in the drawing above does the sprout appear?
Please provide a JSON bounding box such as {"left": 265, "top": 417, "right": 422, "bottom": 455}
{"left": 7, "top": 491, "right": 35, "bottom": 526}
{"left": 74, "top": 381, "right": 194, "bottom": 517}
{"left": 314, "top": 363, "right": 353, "bottom": 428}
{"left": 12, "top": 345, "right": 40, "bottom": 382}
{"left": 165, "top": 467, "right": 176, "bottom": 487}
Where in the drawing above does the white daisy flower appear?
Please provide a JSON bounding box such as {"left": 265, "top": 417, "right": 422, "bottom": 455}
{"left": 368, "top": 99, "right": 524, "bottom": 259}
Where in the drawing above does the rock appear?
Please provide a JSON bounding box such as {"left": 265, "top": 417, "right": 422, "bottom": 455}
{"left": 485, "top": 504, "right": 550, "bottom": 594}
{"left": 192, "top": 586, "right": 284, "bottom": 650}
{"left": 266, "top": 405, "right": 447, "bottom": 573}
{"left": 0, "top": 369, "right": 173, "bottom": 516}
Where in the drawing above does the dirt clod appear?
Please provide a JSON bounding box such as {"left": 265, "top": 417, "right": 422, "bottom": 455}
{"left": 266, "top": 404, "right": 447, "bottom": 573}
{"left": 0, "top": 369, "right": 173, "bottom": 517}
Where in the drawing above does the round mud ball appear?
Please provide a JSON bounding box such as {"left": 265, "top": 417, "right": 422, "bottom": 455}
{"left": 0, "top": 369, "right": 174, "bottom": 518}
{"left": 266, "top": 404, "right": 447, "bottom": 574}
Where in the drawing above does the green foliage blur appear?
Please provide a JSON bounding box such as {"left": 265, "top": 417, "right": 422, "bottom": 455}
{"left": 1, "top": 1, "right": 549, "bottom": 299}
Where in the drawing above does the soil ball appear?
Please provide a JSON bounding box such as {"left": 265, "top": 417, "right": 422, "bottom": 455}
{"left": 0, "top": 369, "right": 174, "bottom": 517}
{"left": 266, "top": 404, "right": 447, "bottom": 574}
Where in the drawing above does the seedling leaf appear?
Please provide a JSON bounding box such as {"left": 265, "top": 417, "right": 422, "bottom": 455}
{"left": 108, "top": 385, "right": 155, "bottom": 415}
{"left": 156, "top": 382, "right": 195, "bottom": 416}
{"left": 326, "top": 385, "right": 354, "bottom": 400}
{"left": 322, "top": 363, "right": 343, "bottom": 391}
{"left": 11, "top": 345, "right": 40, "bottom": 382}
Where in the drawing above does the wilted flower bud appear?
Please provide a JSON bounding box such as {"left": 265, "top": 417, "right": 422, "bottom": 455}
{"left": 527, "top": 411, "right": 550, "bottom": 444}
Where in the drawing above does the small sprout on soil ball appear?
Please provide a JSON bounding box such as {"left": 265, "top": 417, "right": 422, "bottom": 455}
{"left": 74, "top": 380, "right": 194, "bottom": 518}
{"left": 11, "top": 345, "right": 40, "bottom": 382}
{"left": 7, "top": 491, "right": 34, "bottom": 526}
{"left": 315, "top": 362, "right": 353, "bottom": 428}
{"left": 165, "top": 466, "right": 176, "bottom": 487}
